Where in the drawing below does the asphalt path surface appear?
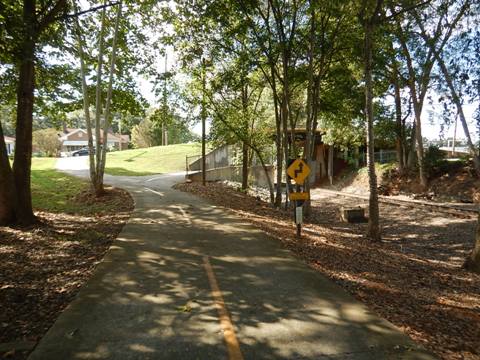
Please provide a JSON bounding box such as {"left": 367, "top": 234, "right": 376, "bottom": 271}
{"left": 28, "top": 159, "right": 436, "bottom": 360}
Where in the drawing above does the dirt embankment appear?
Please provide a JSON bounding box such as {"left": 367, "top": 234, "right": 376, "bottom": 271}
{"left": 327, "top": 161, "right": 480, "bottom": 204}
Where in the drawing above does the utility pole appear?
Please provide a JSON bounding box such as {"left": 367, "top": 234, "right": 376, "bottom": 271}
{"left": 163, "top": 54, "right": 168, "bottom": 146}
{"left": 161, "top": 54, "right": 168, "bottom": 146}
{"left": 201, "top": 57, "right": 206, "bottom": 186}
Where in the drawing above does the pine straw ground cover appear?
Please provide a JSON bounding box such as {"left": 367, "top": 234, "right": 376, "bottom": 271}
{"left": 175, "top": 181, "right": 480, "bottom": 360}
{"left": 0, "top": 161, "right": 133, "bottom": 360}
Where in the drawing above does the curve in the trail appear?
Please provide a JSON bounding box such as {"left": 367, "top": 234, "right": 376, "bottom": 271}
{"left": 29, "top": 170, "right": 436, "bottom": 360}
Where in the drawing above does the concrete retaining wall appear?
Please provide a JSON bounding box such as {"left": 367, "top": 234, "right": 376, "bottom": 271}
{"left": 189, "top": 144, "right": 236, "bottom": 171}
{"left": 187, "top": 165, "right": 274, "bottom": 189}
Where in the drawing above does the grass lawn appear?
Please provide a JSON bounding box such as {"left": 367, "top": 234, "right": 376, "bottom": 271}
{"left": 30, "top": 157, "right": 121, "bottom": 214}
{"left": 104, "top": 142, "right": 202, "bottom": 176}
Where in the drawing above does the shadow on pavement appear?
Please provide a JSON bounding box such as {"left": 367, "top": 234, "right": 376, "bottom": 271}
{"left": 28, "top": 184, "right": 435, "bottom": 360}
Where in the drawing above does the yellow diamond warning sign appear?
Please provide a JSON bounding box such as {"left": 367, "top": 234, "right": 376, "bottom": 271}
{"left": 287, "top": 159, "right": 310, "bottom": 185}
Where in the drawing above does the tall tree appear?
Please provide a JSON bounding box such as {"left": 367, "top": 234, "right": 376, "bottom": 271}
{"left": 74, "top": 0, "right": 157, "bottom": 194}
{"left": 415, "top": 2, "right": 480, "bottom": 177}
{"left": 391, "top": 0, "right": 468, "bottom": 187}
{"left": 0, "top": 0, "right": 68, "bottom": 225}
{"left": 359, "top": 0, "right": 384, "bottom": 241}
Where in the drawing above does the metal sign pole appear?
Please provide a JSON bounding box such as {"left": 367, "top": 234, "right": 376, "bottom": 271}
{"left": 295, "top": 202, "right": 302, "bottom": 237}
{"left": 287, "top": 158, "right": 310, "bottom": 238}
{"left": 296, "top": 184, "right": 302, "bottom": 237}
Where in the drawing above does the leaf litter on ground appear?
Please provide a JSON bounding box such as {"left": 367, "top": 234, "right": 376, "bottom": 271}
{"left": 175, "top": 181, "right": 480, "bottom": 360}
{"left": 0, "top": 187, "right": 133, "bottom": 360}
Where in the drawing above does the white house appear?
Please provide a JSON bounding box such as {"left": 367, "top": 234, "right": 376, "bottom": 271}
{"left": 4, "top": 136, "right": 15, "bottom": 155}
{"left": 59, "top": 129, "right": 129, "bottom": 153}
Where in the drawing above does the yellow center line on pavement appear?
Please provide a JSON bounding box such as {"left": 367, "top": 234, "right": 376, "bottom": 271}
{"left": 203, "top": 256, "right": 244, "bottom": 360}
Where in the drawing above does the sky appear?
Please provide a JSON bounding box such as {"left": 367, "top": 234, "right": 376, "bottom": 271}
{"left": 137, "top": 44, "right": 478, "bottom": 142}
{"left": 127, "top": 0, "right": 479, "bottom": 143}
{"left": 77, "top": 0, "right": 478, "bottom": 142}
{"left": 136, "top": 44, "right": 213, "bottom": 137}
{"left": 423, "top": 103, "right": 478, "bottom": 142}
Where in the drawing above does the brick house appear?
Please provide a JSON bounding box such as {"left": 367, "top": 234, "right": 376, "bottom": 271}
{"left": 59, "top": 129, "right": 129, "bottom": 152}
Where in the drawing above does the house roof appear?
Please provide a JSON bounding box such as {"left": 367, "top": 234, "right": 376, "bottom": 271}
{"left": 101, "top": 132, "right": 127, "bottom": 142}
{"left": 60, "top": 128, "right": 129, "bottom": 143}
{"left": 59, "top": 128, "right": 87, "bottom": 140}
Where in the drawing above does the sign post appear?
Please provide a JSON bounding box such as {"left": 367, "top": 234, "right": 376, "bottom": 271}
{"left": 286, "top": 159, "right": 311, "bottom": 237}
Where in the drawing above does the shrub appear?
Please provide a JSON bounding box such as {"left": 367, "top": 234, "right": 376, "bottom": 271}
{"left": 424, "top": 145, "right": 448, "bottom": 178}
{"left": 32, "top": 128, "right": 61, "bottom": 157}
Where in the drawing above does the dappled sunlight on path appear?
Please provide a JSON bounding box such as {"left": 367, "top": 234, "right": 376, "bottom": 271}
{"left": 29, "top": 173, "right": 435, "bottom": 360}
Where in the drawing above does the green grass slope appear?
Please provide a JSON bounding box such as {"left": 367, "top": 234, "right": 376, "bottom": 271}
{"left": 31, "top": 158, "right": 130, "bottom": 214}
{"left": 31, "top": 158, "right": 114, "bottom": 214}
{"left": 104, "top": 143, "right": 202, "bottom": 176}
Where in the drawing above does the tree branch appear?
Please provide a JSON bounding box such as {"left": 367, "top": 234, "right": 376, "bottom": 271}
{"left": 383, "top": 0, "right": 433, "bottom": 21}
{"left": 64, "top": 1, "right": 120, "bottom": 19}
{"left": 37, "top": 0, "right": 67, "bottom": 33}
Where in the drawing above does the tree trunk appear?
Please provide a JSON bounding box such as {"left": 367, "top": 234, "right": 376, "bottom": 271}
{"left": 92, "top": 0, "right": 108, "bottom": 196}
{"left": 354, "top": 147, "right": 360, "bottom": 169}
{"left": 201, "top": 57, "right": 207, "bottom": 186}
{"left": 0, "top": 121, "right": 16, "bottom": 225}
{"left": 240, "top": 80, "right": 249, "bottom": 191}
{"left": 98, "top": 1, "right": 122, "bottom": 189}
{"left": 304, "top": 4, "right": 315, "bottom": 217}
{"left": 328, "top": 145, "right": 334, "bottom": 185}
{"left": 393, "top": 62, "right": 405, "bottom": 174}
{"left": 13, "top": 0, "right": 37, "bottom": 225}
{"left": 74, "top": 3, "right": 96, "bottom": 185}
{"left": 281, "top": 54, "right": 291, "bottom": 209}
{"left": 464, "top": 211, "right": 480, "bottom": 273}
{"left": 407, "top": 122, "right": 416, "bottom": 169}
{"left": 271, "top": 65, "right": 283, "bottom": 208}
{"left": 412, "top": 101, "right": 427, "bottom": 187}
{"left": 254, "top": 149, "right": 275, "bottom": 204}
{"left": 241, "top": 141, "right": 248, "bottom": 190}
{"left": 274, "top": 119, "right": 283, "bottom": 207}
{"left": 436, "top": 55, "right": 480, "bottom": 176}
{"left": 413, "top": 2, "right": 474, "bottom": 175}
{"left": 364, "top": 18, "right": 381, "bottom": 242}
{"left": 161, "top": 123, "right": 165, "bottom": 146}
{"left": 396, "top": 22, "right": 428, "bottom": 186}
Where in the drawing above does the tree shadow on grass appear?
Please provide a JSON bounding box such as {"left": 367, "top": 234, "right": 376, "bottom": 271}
{"left": 104, "top": 167, "right": 160, "bottom": 177}
{"left": 123, "top": 151, "right": 148, "bottom": 162}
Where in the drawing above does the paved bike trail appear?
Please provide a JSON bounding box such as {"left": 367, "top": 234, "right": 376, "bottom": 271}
{"left": 29, "top": 171, "right": 435, "bottom": 360}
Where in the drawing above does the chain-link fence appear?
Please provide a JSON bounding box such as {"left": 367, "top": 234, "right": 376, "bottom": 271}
{"left": 361, "top": 150, "right": 397, "bottom": 164}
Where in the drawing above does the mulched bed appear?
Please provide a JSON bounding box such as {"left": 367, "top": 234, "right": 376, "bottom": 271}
{"left": 175, "top": 181, "right": 480, "bottom": 360}
{"left": 0, "top": 187, "right": 133, "bottom": 360}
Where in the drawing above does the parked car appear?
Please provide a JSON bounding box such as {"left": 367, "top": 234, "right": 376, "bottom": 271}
{"left": 71, "top": 148, "right": 93, "bottom": 157}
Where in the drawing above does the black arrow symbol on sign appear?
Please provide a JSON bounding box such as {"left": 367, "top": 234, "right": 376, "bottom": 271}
{"left": 294, "top": 162, "right": 303, "bottom": 178}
